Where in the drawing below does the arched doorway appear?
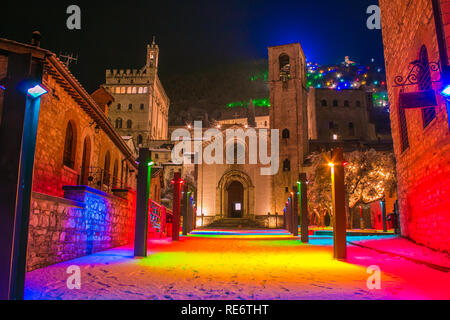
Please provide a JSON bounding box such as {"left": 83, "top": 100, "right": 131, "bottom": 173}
{"left": 217, "top": 170, "right": 255, "bottom": 219}
{"left": 227, "top": 181, "right": 244, "bottom": 218}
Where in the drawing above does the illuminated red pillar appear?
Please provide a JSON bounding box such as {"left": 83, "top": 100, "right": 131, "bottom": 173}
{"left": 171, "top": 173, "right": 184, "bottom": 241}
{"left": 331, "top": 148, "right": 347, "bottom": 260}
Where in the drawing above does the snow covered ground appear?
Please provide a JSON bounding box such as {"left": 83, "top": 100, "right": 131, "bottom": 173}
{"left": 24, "top": 230, "right": 450, "bottom": 300}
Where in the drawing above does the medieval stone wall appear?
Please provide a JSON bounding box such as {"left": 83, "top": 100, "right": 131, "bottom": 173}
{"left": 33, "top": 72, "right": 137, "bottom": 198}
{"left": 27, "top": 188, "right": 136, "bottom": 271}
{"left": 380, "top": 0, "right": 450, "bottom": 252}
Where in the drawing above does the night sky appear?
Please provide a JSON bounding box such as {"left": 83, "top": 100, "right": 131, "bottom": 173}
{"left": 1, "top": 0, "right": 383, "bottom": 93}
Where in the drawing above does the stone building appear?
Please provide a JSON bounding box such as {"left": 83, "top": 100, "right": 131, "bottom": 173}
{"left": 0, "top": 37, "right": 141, "bottom": 271}
{"left": 380, "top": 0, "right": 450, "bottom": 252}
{"left": 104, "top": 39, "right": 170, "bottom": 147}
{"left": 191, "top": 43, "right": 395, "bottom": 229}
{"left": 307, "top": 88, "right": 376, "bottom": 142}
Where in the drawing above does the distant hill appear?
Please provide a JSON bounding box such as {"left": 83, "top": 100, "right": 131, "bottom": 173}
{"left": 162, "top": 59, "right": 269, "bottom": 125}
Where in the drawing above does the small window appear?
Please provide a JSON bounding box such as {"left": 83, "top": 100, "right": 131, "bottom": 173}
{"left": 282, "top": 129, "right": 290, "bottom": 139}
{"left": 283, "top": 159, "right": 291, "bottom": 172}
{"left": 117, "top": 103, "right": 121, "bottom": 110}
{"left": 137, "top": 135, "right": 143, "bottom": 145}
{"left": 321, "top": 100, "right": 327, "bottom": 107}
{"left": 344, "top": 100, "right": 350, "bottom": 107}
{"left": 140, "top": 104, "right": 145, "bottom": 110}
{"left": 132, "top": 87, "right": 137, "bottom": 94}
{"left": 128, "top": 104, "right": 133, "bottom": 110}
{"left": 127, "top": 120, "right": 132, "bottom": 129}
{"left": 333, "top": 100, "right": 338, "bottom": 107}
{"left": 356, "top": 101, "right": 361, "bottom": 107}
{"left": 138, "top": 87, "right": 144, "bottom": 94}
{"left": 155, "top": 154, "right": 159, "bottom": 160}
{"left": 127, "top": 87, "right": 132, "bottom": 94}
{"left": 115, "top": 118, "right": 123, "bottom": 129}
{"left": 143, "top": 87, "right": 148, "bottom": 94}
{"left": 329, "top": 122, "right": 335, "bottom": 130}
{"left": 348, "top": 123, "right": 355, "bottom": 136}
{"left": 120, "top": 87, "right": 126, "bottom": 94}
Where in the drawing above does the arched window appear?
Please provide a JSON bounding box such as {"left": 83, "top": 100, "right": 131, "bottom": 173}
{"left": 418, "top": 45, "right": 436, "bottom": 128}
{"left": 127, "top": 87, "right": 132, "bottom": 94}
{"left": 344, "top": 100, "right": 350, "bottom": 107}
{"left": 112, "top": 159, "right": 119, "bottom": 188}
{"left": 115, "top": 118, "right": 123, "bottom": 129}
{"left": 333, "top": 100, "right": 338, "bottom": 107}
{"left": 127, "top": 120, "right": 132, "bottom": 129}
{"left": 63, "top": 121, "right": 76, "bottom": 169}
{"left": 283, "top": 159, "right": 291, "bottom": 172}
{"left": 137, "top": 135, "right": 143, "bottom": 145}
{"left": 132, "top": 87, "right": 137, "bottom": 94}
{"left": 321, "top": 100, "right": 328, "bottom": 107}
{"left": 80, "top": 137, "right": 91, "bottom": 185}
{"left": 279, "top": 54, "right": 291, "bottom": 81}
{"left": 128, "top": 104, "right": 133, "bottom": 110}
{"left": 103, "top": 151, "right": 111, "bottom": 185}
{"left": 117, "top": 103, "right": 121, "bottom": 110}
{"left": 282, "top": 129, "right": 290, "bottom": 139}
{"left": 120, "top": 87, "right": 126, "bottom": 94}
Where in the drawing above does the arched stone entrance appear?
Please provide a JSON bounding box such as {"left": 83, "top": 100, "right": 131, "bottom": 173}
{"left": 217, "top": 170, "right": 255, "bottom": 219}
{"left": 227, "top": 181, "right": 244, "bottom": 218}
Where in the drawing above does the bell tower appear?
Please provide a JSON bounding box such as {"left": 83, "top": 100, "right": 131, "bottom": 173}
{"left": 268, "top": 43, "right": 309, "bottom": 216}
{"left": 146, "top": 36, "right": 159, "bottom": 70}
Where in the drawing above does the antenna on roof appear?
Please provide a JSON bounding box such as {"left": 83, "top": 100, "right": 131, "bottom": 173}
{"left": 59, "top": 52, "right": 78, "bottom": 69}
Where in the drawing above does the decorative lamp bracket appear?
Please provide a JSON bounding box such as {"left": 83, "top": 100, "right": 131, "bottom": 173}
{"left": 393, "top": 60, "right": 441, "bottom": 88}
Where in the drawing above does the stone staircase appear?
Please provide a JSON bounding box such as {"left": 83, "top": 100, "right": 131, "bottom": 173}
{"left": 204, "top": 218, "right": 265, "bottom": 230}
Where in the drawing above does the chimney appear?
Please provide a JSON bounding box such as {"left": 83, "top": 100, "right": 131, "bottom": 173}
{"left": 31, "top": 31, "right": 41, "bottom": 47}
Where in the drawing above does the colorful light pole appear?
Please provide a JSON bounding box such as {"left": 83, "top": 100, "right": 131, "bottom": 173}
{"left": 0, "top": 50, "right": 47, "bottom": 300}
{"left": 134, "top": 149, "right": 153, "bottom": 258}
{"left": 330, "top": 148, "right": 347, "bottom": 260}
{"left": 171, "top": 173, "right": 185, "bottom": 241}
{"left": 298, "top": 173, "right": 309, "bottom": 243}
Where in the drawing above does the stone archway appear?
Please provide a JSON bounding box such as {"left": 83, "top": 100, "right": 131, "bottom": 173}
{"left": 216, "top": 170, "right": 255, "bottom": 219}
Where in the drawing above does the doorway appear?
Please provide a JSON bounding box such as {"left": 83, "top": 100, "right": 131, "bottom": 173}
{"left": 227, "top": 181, "right": 244, "bottom": 218}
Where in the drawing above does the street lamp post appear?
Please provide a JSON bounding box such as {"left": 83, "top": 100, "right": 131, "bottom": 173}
{"left": 171, "top": 173, "right": 185, "bottom": 241}
{"left": 0, "top": 52, "right": 47, "bottom": 300}
{"left": 134, "top": 149, "right": 154, "bottom": 257}
{"left": 298, "top": 173, "right": 309, "bottom": 243}
{"left": 330, "top": 148, "right": 347, "bottom": 260}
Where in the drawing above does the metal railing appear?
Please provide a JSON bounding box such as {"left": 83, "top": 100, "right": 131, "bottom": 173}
{"left": 78, "top": 167, "right": 134, "bottom": 194}
{"left": 149, "top": 200, "right": 173, "bottom": 236}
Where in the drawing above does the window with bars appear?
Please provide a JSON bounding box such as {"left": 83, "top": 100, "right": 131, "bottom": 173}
{"left": 398, "top": 93, "right": 409, "bottom": 152}
{"left": 418, "top": 46, "right": 436, "bottom": 128}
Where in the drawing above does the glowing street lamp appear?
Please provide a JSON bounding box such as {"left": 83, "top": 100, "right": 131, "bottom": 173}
{"left": 27, "top": 84, "right": 47, "bottom": 99}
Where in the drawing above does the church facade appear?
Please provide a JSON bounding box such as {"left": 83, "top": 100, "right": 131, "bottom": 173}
{"left": 194, "top": 42, "right": 392, "bottom": 228}
{"left": 195, "top": 43, "right": 309, "bottom": 228}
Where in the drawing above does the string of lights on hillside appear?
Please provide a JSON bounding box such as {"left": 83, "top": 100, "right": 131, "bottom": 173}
{"left": 226, "top": 57, "right": 390, "bottom": 109}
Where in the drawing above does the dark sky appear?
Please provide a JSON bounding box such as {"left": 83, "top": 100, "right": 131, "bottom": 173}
{"left": 1, "top": 0, "right": 383, "bottom": 92}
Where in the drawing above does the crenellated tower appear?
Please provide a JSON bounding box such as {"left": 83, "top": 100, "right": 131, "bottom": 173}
{"left": 104, "top": 38, "right": 170, "bottom": 145}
